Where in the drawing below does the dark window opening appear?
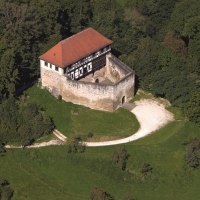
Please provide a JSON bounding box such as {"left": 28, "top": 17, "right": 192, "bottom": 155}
{"left": 45, "top": 61, "right": 48, "bottom": 67}
{"left": 95, "top": 78, "right": 99, "bottom": 83}
{"left": 50, "top": 64, "right": 52, "bottom": 68}
{"left": 122, "top": 96, "right": 126, "bottom": 104}
{"left": 55, "top": 66, "right": 59, "bottom": 71}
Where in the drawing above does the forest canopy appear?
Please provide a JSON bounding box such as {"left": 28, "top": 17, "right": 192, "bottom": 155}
{"left": 0, "top": 0, "right": 199, "bottom": 126}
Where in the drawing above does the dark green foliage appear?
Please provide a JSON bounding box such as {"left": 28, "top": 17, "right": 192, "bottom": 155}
{"left": 87, "top": 132, "right": 94, "bottom": 138}
{"left": 0, "top": 179, "right": 14, "bottom": 200}
{"left": 185, "top": 138, "right": 200, "bottom": 168}
{"left": 0, "top": 141, "right": 6, "bottom": 155}
{"left": 0, "top": 0, "right": 199, "bottom": 128}
{"left": 90, "top": 187, "right": 114, "bottom": 200}
{"left": 0, "top": 98, "right": 54, "bottom": 145}
{"left": 57, "top": 95, "right": 62, "bottom": 101}
{"left": 185, "top": 92, "right": 200, "bottom": 126}
{"left": 112, "top": 148, "right": 129, "bottom": 171}
{"left": 0, "top": 180, "right": 9, "bottom": 187}
{"left": 67, "top": 135, "right": 86, "bottom": 153}
{"left": 141, "top": 163, "right": 153, "bottom": 176}
{"left": 126, "top": 0, "right": 177, "bottom": 36}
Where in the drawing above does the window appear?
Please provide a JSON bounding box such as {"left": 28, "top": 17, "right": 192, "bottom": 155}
{"left": 75, "top": 69, "right": 79, "bottom": 78}
{"left": 79, "top": 68, "right": 83, "bottom": 75}
{"left": 44, "top": 61, "right": 48, "bottom": 67}
{"left": 55, "top": 66, "right": 59, "bottom": 71}
{"left": 87, "top": 63, "right": 92, "bottom": 72}
{"left": 50, "top": 64, "right": 52, "bottom": 69}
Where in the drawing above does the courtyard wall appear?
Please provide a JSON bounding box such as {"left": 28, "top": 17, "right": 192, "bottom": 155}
{"left": 40, "top": 54, "right": 135, "bottom": 112}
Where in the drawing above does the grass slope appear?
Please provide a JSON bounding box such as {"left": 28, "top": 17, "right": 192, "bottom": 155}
{"left": 1, "top": 106, "right": 200, "bottom": 200}
{"left": 25, "top": 86, "right": 139, "bottom": 140}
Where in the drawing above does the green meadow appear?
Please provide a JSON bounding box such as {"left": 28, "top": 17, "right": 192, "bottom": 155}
{"left": 1, "top": 99, "right": 200, "bottom": 199}
{"left": 25, "top": 86, "right": 139, "bottom": 141}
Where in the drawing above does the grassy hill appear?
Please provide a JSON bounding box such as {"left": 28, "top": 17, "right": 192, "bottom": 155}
{"left": 25, "top": 86, "right": 139, "bottom": 141}
{"left": 1, "top": 105, "right": 200, "bottom": 200}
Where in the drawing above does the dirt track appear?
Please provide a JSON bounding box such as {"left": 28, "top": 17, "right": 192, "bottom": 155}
{"left": 5, "top": 99, "right": 174, "bottom": 149}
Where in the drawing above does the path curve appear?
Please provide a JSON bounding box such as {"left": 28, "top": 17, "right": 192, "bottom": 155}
{"left": 84, "top": 99, "right": 174, "bottom": 147}
{"left": 5, "top": 99, "right": 174, "bottom": 149}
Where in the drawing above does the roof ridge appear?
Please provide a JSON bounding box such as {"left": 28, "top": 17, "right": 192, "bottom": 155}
{"left": 60, "top": 27, "right": 92, "bottom": 45}
{"left": 39, "top": 27, "right": 113, "bottom": 68}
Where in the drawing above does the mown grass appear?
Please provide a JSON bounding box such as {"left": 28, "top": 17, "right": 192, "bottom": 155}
{"left": 2, "top": 86, "right": 200, "bottom": 200}
{"left": 1, "top": 118, "right": 200, "bottom": 200}
{"left": 25, "top": 86, "right": 139, "bottom": 140}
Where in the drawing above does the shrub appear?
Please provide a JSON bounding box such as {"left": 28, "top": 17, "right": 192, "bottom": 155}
{"left": 1, "top": 186, "right": 14, "bottom": 200}
{"left": 0, "top": 179, "right": 14, "bottom": 200}
{"left": 141, "top": 163, "right": 153, "bottom": 176}
{"left": 90, "top": 187, "right": 114, "bottom": 200}
{"left": 0, "top": 179, "right": 9, "bottom": 186}
{"left": 67, "top": 135, "right": 86, "bottom": 153}
{"left": 58, "top": 95, "right": 62, "bottom": 101}
{"left": 112, "top": 148, "right": 129, "bottom": 171}
{"left": 88, "top": 132, "right": 94, "bottom": 138}
{"left": 0, "top": 141, "right": 6, "bottom": 154}
{"left": 185, "top": 138, "right": 200, "bottom": 168}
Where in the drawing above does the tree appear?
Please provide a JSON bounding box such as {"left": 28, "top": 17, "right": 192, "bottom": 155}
{"left": 112, "top": 148, "right": 129, "bottom": 171}
{"left": 0, "top": 186, "right": 14, "bottom": 200}
{"left": 0, "top": 142, "right": 6, "bottom": 155}
{"left": 67, "top": 135, "right": 85, "bottom": 153}
{"left": 185, "top": 92, "right": 200, "bottom": 126}
{"left": 90, "top": 187, "right": 114, "bottom": 200}
{"left": 0, "top": 49, "right": 19, "bottom": 100}
{"left": 141, "top": 163, "right": 153, "bottom": 176}
{"left": 0, "top": 179, "right": 14, "bottom": 200}
{"left": 0, "top": 98, "right": 54, "bottom": 145}
{"left": 184, "top": 138, "right": 200, "bottom": 168}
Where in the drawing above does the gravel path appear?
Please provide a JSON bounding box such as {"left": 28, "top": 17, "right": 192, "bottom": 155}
{"left": 84, "top": 99, "right": 174, "bottom": 147}
{"left": 5, "top": 99, "right": 174, "bottom": 149}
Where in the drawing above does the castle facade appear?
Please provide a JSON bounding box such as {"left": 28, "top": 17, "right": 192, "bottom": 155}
{"left": 39, "top": 28, "right": 135, "bottom": 112}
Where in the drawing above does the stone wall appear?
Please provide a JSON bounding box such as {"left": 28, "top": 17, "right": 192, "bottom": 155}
{"left": 40, "top": 54, "right": 135, "bottom": 112}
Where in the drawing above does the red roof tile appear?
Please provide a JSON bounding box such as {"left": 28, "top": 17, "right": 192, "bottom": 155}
{"left": 39, "top": 28, "right": 113, "bottom": 68}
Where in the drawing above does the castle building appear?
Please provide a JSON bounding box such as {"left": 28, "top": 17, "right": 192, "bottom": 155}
{"left": 39, "top": 28, "right": 135, "bottom": 112}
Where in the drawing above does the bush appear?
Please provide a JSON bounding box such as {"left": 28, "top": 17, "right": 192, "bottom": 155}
{"left": 0, "top": 142, "right": 6, "bottom": 154}
{"left": 1, "top": 186, "right": 14, "bottom": 200}
{"left": 112, "top": 148, "right": 129, "bottom": 171}
{"left": 0, "top": 179, "right": 14, "bottom": 200}
{"left": 90, "top": 187, "right": 114, "bottom": 200}
{"left": 185, "top": 138, "right": 200, "bottom": 168}
{"left": 0, "top": 179, "right": 9, "bottom": 186}
{"left": 58, "top": 95, "right": 62, "bottom": 101}
{"left": 141, "top": 163, "right": 153, "bottom": 176}
{"left": 67, "top": 135, "right": 86, "bottom": 153}
{"left": 88, "top": 132, "right": 94, "bottom": 138}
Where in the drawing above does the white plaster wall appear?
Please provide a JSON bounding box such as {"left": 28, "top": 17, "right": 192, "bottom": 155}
{"left": 40, "top": 59, "right": 64, "bottom": 75}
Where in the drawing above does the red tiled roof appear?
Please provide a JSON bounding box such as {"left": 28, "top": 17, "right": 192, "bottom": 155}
{"left": 39, "top": 28, "right": 113, "bottom": 68}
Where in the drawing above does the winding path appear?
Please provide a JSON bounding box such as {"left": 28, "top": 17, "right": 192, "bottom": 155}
{"left": 84, "top": 99, "right": 174, "bottom": 147}
{"left": 5, "top": 99, "right": 174, "bottom": 149}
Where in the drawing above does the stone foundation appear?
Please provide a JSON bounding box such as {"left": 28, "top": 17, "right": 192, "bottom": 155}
{"left": 40, "top": 54, "right": 135, "bottom": 112}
